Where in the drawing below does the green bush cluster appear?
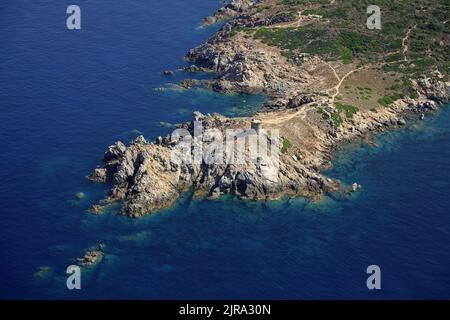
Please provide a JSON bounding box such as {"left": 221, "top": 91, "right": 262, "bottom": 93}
{"left": 335, "top": 102, "right": 359, "bottom": 118}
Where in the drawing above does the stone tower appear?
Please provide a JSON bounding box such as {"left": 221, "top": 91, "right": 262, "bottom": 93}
{"left": 251, "top": 119, "right": 262, "bottom": 134}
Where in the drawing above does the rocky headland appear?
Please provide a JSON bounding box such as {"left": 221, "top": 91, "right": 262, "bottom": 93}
{"left": 88, "top": 0, "right": 449, "bottom": 217}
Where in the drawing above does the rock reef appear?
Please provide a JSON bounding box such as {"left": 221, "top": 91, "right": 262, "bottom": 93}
{"left": 77, "top": 244, "right": 104, "bottom": 267}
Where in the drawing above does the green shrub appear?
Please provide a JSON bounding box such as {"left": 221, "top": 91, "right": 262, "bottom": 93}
{"left": 331, "top": 112, "right": 343, "bottom": 126}
{"left": 342, "top": 48, "right": 352, "bottom": 64}
{"left": 335, "top": 102, "right": 359, "bottom": 118}
{"left": 281, "top": 138, "right": 293, "bottom": 154}
{"left": 377, "top": 95, "right": 401, "bottom": 107}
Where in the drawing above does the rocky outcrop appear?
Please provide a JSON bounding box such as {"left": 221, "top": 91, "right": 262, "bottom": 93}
{"left": 88, "top": 168, "right": 107, "bottom": 183}
{"left": 92, "top": 135, "right": 188, "bottom": 217}
{"left": 89, "top": 113, "right": 339, "bottom": 218}
{"left": 77, "top": 244, "right": 104, "bottom": 267}
{"left": 415, "top": 77, "right": 450, "bottom": 103}
{"left": 183, "top": 65, "right": 212, "bottom": 73}
{"left": 287, "top": 95, "right": 314, "bottom": 109}
{"left": 186, "top": 10, "right": 332, "bottom": 104}
{"left": 186, "top": 32, "right": 310, "bottom": 97}
{"left": 203, "top": 0, "right": 256, "bottom": 26}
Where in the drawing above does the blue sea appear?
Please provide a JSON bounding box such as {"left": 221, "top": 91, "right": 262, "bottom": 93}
{"left": 0, "top": 1, "right": 449, "bottom": 299}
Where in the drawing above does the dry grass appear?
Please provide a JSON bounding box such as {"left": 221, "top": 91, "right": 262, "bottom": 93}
{"left": 337, "top": 67, "right": 402, "bottom": 111}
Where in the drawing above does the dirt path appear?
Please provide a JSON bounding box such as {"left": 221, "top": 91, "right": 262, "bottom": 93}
{"left": 329, "top": 67, "right": 363, "bottom": 102}
{"left": 261, "top": 63, "right": 364, "bottom": 126}
{"left": 324, "top": 61, "right": 340, "bottom": 82}
{"left": 272, "top": 17, "right": 302, "bottom": 29}
{"left": 402, "top": 25, "right": 417, "bottom": 62}
{"left": 272, "top": 10, "right": 326, "bottom": 29}
{"left": 324, "top": 62, "right": 364, "bottom": 103}
{"left": 261, "top": 104, "right": 313, "bottom": 125}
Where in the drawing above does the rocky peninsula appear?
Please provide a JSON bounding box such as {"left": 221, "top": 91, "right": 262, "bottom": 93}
{"left": 88, "top": 0, "right": 449, "bottom": 218}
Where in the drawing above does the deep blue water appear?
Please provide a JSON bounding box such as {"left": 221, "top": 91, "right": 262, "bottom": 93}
{"left": 0, "top": 1, "right": 449, "bottom": 299}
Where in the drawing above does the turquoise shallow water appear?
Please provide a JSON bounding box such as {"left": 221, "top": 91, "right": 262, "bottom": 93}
{"left": 0, "top": 1, "right": 449, "bottom": 299}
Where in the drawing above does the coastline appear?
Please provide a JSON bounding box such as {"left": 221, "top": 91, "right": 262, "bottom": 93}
{"left": 88, "top": 0, "right": 449, "bottom": 218}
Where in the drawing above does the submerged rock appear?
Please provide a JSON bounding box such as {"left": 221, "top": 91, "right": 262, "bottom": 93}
{"left": 89, "top": 204, "right": 105, "bottom": 215}
{"left": 397, "top": 118, "right": 407, "bottom": 126}
{"left": 158, "top": 121, "right": 175, "bottom": 128}
{"left": 74, "top": 192, "right": 86, "bottom": 200}
{"left": 33, "top": 266, "right": 54, "bottom": 281}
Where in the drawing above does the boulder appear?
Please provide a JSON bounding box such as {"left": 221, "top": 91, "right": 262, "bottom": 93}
{"left": 287, "top": 95, "right": 314, "bottom": 109}
{"left": 104, "top": 141, "right": 126, "bottom": 163}
{"left": 87, "top": 168, "right": 107, "bottom": 183}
